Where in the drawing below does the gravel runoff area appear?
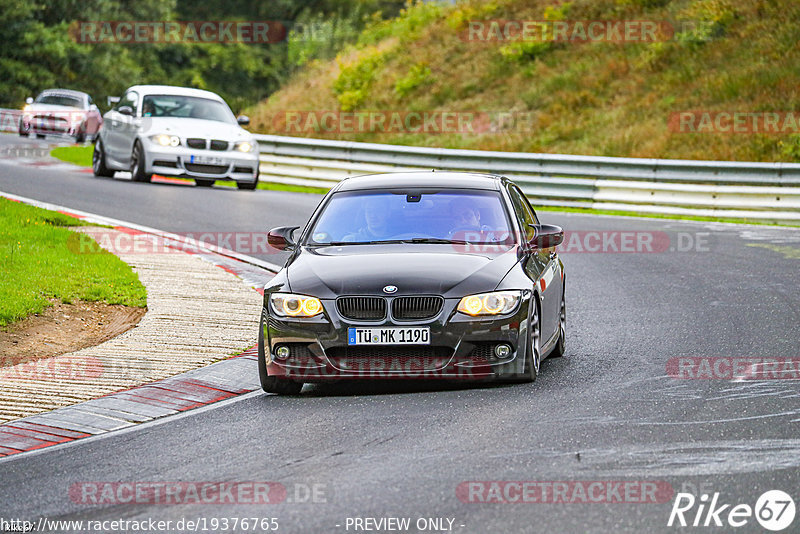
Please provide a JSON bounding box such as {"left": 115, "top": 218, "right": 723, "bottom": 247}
{"left": 0, "top": 226, "right": 263, "bottom": 424}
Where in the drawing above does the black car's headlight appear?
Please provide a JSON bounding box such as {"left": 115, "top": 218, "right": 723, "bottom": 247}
{"left": 270, "top": 293, "right": 323, "bottom": 317}
{"left": 457, "top": 291, "right": 521, "bottom": 317}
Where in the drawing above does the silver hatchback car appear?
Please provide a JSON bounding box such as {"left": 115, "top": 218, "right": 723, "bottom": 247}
{"left": 92, "top": 85, "right": 260, "bottom": 190}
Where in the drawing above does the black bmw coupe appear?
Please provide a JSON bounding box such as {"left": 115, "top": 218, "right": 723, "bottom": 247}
{"left": 259, "top": 172, "right": 566, "bottom": 394}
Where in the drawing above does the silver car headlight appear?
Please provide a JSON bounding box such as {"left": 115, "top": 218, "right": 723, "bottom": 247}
{"left": 457, "top": 291, "right": 521, "bottom": 317}
{"left": 235, "top": 140, "right": 256, "bottom": 153}
{"left": 150, "top": 134, "right": 180, "bottom": 147}
{"left": 270, "top": 293, "right": 323, "bottom": 318}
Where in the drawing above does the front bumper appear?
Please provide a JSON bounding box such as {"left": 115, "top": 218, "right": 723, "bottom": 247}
{"left": 144, "top": 142, "right": 259, "bottom": 182}
{"left": 22, "top": 116, "right": 80, "bottom": 136}
{"left": 261, "top": 294, "right": 532, "bottom": 381}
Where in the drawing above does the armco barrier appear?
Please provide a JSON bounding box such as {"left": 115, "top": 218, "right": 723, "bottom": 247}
{"left": 254, "top": 134, "right": 800, "bottom": 221}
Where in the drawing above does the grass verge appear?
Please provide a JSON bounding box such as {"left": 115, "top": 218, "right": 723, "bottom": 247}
{"left": 0, "top": 197, "right": 147, "bottom": 327}
{"left": 50, "top": 145, "right": 92, "bottom": 167}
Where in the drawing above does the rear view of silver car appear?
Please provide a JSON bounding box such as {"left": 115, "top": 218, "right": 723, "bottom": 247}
{"left": 92, "top": 85, "right": 260, "bottom": 190}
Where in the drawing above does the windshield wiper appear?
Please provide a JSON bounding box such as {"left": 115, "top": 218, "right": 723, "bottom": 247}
{"left": 400, "top": 238, "right": 469, "bottom": 244}
{"left": 316, "top": 240, "right": 406, "bottom": 246}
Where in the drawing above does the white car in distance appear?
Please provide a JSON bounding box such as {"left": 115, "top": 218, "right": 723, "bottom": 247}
{"left": 92, "top": 85, "right": 260, "bottom": 190}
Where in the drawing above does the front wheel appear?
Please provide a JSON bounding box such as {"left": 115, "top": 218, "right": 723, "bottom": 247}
{"left": 92, "top": 139, "right": 114, "bottom": 177}
{"left": 130, "top": 141, "right": 152, "bottom": 183}
{"left": 236, "top": 166, "right": 259, "bottom": 190}
{"left": 18, "top": 120, "right": 29, "bottom": 137}
{"left": 523, "top": 300, "right": 541, "bottom": 383}
{"left": 258, "top": 324, "right": 303, "bottom": 395}
{"left": 551, "top": 290, "right": 566, "bottom": 358}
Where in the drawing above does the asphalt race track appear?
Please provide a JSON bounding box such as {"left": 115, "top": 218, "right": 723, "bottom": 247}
{"left": 1, "top": 133, "right": 799, "bottom": 533}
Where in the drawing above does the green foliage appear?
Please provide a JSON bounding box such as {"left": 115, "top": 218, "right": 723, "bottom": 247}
{"left": 0, "top": 199, "right": 147, "bottom": 326}
{"left": 394, "top": 63, "right": 432, "bottom": 98}
{"left": 675, "top": 0, "right": 737, "bottom": 45}
{"left": 0, "top": 0, "right": 402, "bottom": 111}
{"left": 333, "top": 47, "right": 386, "bottom": 111}
{"left": 358, "top": 0, "right": 444, "bottom": 47}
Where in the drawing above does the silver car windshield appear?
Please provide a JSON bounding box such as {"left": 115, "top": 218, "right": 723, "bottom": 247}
{"left": 35, "top": 94, "right": 83, "bottom": 108}
{"left": 141, "top": 95, "right": 235, "bottom": 123}
{"left": 307, "top": 189, "right": 515, "bottom": 245}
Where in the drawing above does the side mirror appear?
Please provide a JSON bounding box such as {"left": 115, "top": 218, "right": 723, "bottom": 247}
{"left": 268, "top": 226, "right": 300, "bottom": 251}
{"left": 107, "top": 96, "right": 120, "bottom": 107}
{"left": 25, "top": 97, "right": 34, "bottom": 105}
{"left": 527, "top": 224, "right": 564, "bottom": 249}
{"left": 118, "top": 106, "right": 133, "bottom": 116}
{"left": 237, "top": 115, "right": 250, "bottom": 126}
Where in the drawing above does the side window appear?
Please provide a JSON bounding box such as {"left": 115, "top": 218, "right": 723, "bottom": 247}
{"left": 508, "top": 185, "right": 537, "bottom": 240}
{"left": 520, "top": 190, "right": 540, "bottom": 225}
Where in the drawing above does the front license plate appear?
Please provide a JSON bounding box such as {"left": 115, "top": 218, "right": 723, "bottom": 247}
{"left": 348, "top": 327, "right": 430, "bottom": 345}
{"left": 190, "top": 155, "right": 226, "bottom": 165}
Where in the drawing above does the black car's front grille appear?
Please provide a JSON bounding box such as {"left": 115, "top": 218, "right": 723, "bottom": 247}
{"left": 337, "top": 297, "right": 386, "bottom": 321}
{"left": 391, "top": 296, "right": 443, "bottom": 320}
{"left": 184, "top": 163, "right": 228, "bottom": 174}
{"left": 186, "top": 138, "right": 206, "bottom": 149}
{"left": 209, "top": 140, "right": 229, "bottom": 151}
{"left": 326, "top": 346, "right": 452, "bottom": 372}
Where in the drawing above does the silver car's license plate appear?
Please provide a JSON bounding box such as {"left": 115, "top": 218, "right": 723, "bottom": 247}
{"left": 190, "top": 155, "right": 226, "bottom": 165}
{"left": 348, "top": 327, "right": 430, "bottom": 345}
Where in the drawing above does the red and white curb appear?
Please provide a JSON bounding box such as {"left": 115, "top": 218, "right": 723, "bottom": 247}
{"left": 0, "top": 347, "right": 261, "bottom": 457}
{"left": 0, "top": 192, "right": 279, "bottom": 459}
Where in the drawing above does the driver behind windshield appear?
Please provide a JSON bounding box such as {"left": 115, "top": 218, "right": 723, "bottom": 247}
{"left": 342, "top": 198, "right": 393, "bottom": 242}
{"left": 448, "top": 198, "right": 491, "bottom": 237}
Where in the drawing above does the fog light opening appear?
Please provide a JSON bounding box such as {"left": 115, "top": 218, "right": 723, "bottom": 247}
{"left": 494, "top": 344, "right": 512, "bottom": 359}
{"left": 275, "top": 345, "right": 290, "bottom": 360}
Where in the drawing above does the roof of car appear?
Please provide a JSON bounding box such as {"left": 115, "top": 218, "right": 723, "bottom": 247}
{"left": 335, "top": 171, "right": 505, "bottom": 191}
{"left": 125, "top": 85, "right": 225, "bottom": 101}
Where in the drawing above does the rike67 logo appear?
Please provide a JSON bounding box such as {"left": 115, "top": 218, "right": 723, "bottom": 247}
{"left": 668, "top": 490, "right": 795, "bottom": 531}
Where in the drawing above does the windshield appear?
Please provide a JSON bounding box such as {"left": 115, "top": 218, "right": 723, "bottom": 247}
{"left": 35, "top": 94, "right": 83, "bottom": 108}
{"left": 306, "top": 189, "right": 515, "bottom": 245}
{"left": 141, "top": 95, "right": 235, "bottom": 123}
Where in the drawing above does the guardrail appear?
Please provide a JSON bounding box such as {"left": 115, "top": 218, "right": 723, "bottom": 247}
{"left": 255, "top": 134, "right": 800, "bottom": 222}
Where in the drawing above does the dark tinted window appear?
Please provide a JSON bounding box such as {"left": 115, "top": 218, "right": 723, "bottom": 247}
{"left": 507, "top": 185, "right": 538, "bottom": 240}
{"left": 35, "top": 94, "right": 83, "bottom": 108}
{"left": 307, "top": 189, "right": 514, "bottom": 245}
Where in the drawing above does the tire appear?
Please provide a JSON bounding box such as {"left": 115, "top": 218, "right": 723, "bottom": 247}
{"left": 522, "top": 298, "right": 541, "bottom": 383}
{"left": 75, "top": 128, "right": 86, "bottom": 143}
{"left": 36, "top": 134, "right": 46, "bottom": 139}
{"left": 130, "top": 141, "right": 152, "bottom": 183}
{"left": 236, "top": 166, "right": 259, "bottom": 190}
{"left": 18, "top": 120, "right": 29, "bottom": 137}
{"left": 551, "top": 288, "right": 566, "bottom": 358}
{"left": 195, "top": 179, "right": 214, "bottom": 187}
{"left": 92, "top": 139, "right": 114, "bottom": 177}
{"left": 258, "top": 322, "right": 303, "bottom": 395}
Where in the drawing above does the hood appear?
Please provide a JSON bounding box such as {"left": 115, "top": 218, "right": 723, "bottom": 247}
{"left": 286, "top": 244, "right": 520, "bottom": 299}
{"left": 139, "top": 117, "right": 251, "bottom": 141}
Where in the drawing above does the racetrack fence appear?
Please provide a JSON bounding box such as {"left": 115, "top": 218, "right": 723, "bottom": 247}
{"left": 254, "top": 134, "right": 800, "bottom": 222}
